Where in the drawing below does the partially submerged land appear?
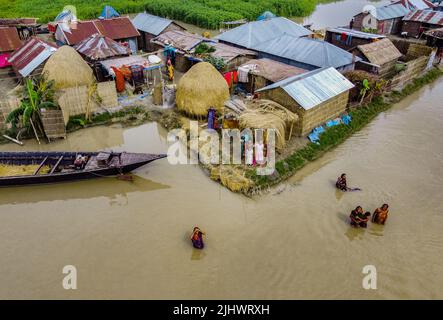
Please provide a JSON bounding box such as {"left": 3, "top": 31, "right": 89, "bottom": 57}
{"left": 1, "top": 2, "right": 442, "bottom": 196}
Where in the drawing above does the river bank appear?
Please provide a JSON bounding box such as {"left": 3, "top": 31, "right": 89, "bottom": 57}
{"left": 210, "top": 67, "right": 443, "bottom": 196}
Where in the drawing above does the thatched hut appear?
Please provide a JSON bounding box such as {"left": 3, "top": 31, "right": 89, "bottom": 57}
{"left": 176, "top": 62, "right": 229, "bottom": 117}
{"left": 42, "top": 45, "right": 95, "bottom": 89}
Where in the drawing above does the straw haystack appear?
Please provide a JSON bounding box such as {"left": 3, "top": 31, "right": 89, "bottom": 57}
{"left": 176, "top": 62, "right": 229, "bottom": 117}
{"left": 43, "top": 46, "right": 95, "bottom": 89}
{"left": 239, "top": 99, "right": 298, "bottom": 150}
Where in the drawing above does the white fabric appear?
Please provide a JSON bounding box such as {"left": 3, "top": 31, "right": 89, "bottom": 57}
{"left": 238, "top": 64, "right": 257, "bottom": 83}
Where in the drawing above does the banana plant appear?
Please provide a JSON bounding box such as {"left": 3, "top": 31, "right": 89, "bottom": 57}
{"left": 359, "top": 78, "right": 371, "bottom": 105}
{"left": 5, "top": 76, "right": 57, "bottom": 137}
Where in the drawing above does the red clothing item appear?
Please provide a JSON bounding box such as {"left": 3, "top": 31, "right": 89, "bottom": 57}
{"left": 224, "top": 72, "right": 232, "bottom": 86}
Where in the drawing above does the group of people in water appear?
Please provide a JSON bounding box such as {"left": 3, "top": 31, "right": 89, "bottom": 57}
{"left": 336, "top": 173, "right": 390, "bottom": 228}
{"left": 190, "top": 172, "right": 390, "bottom": 249}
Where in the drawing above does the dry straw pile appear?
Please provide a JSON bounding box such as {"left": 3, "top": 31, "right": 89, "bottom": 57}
{"left": 43, "top": 46, "right": 95, "bottom": 90}
{"left": 176, "top": 62, "right": 229, "bottom": 117}
{"left": 239, "top": 99, "right": 298, "bottom": 150}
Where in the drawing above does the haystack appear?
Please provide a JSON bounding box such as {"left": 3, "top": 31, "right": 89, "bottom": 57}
{"left": 239, "top": 100, "right": 298, "bottom": 150}
{"left": 176, "top": 62, "right": 229, "bottom": 117}
{"left": 42, "top": 46, "right": 95, "bottom": 90}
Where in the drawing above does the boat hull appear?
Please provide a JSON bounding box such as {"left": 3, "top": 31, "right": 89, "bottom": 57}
{"left": 0, "top": 152, "right": 166, "bottom": 187}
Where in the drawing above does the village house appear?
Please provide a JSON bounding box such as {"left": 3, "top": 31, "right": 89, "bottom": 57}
{"left": 215, "top": 17, "right": 357, "bottom": 72}
{"left": 74, "top": 34, "right": 131, "bottom": 81}
{"left": 55, "top": 17, "right": 140, "bottom": 53}
{"left": 256, "top": 67, "right": 354, "bottom": 136}
{"left": 325, "top": 27, "right": 386, "bottom": 51}
{"left": 132, "top": 12, "right": 186, "bottom": 52}
{"left": 0, "top": 18, "right": 39, "bottom": 41}
{"left": 352, "top": 3, "right": 411, "bottom": 34}
{"left": 215, "top": 17, "right": 312, "bottom": 49}
{"left": 7, "top": 37, "right": 58, "bottom": 78}
{"left": 353, "top": 38, "right": 403, "bottom": 78}
{"left": 425, "top": 27, "right": 443, "bottom": 48}
{"left": 402, "top": 9, "right": 443, "bottom": 38}
{"left": 253, "top": 35, "right": 359, "bottom": 72}
{"left": 237, "top": 58, "right": 307, "bottom": 93}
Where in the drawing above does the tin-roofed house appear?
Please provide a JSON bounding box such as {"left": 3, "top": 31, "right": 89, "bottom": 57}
{"left": 55, "top": 17, "right": 140, "bottom": 53}
{"left": 325, "top": 27, "right": 386, "bottom": 51}
{"left": 132, "top": 12, "right": 185, "bottom": 52}
{"left": 256, "top": 67, "right": 354, "bottom": 136}
{"left": 74, "top": 33, "right": 131, "bottom": 81}
{"left": 215, "top": 17, "right": 312, "bottom": 49}
{"left": 253, "top": 35, "right": 360, "bottom": 72}
{"left": 402, "top": 9, "right": 443, "bottom": 38}
{"left": 151, "top": 30, "right": 211, "bottom": 72}
{"left": 353, "top": 38, "right": 403, "bottom": 78}
{"left": 7, "top": 37, "right": 58, "bottom": 78}
{"left": 352, "top": 3, "right": 411, "bottom": 34}
{"left": 237, "top": 58, "right": 307, "bottom": 93}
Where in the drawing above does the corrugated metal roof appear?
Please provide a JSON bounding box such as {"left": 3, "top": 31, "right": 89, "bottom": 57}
{"left": 57, "top": 17, "right": 139, "bottom": 45}
{"left": 8, "top": 37, "right": 57, "bottom": 77}
{"left": 74, "top": 33, "right": 130, "bottom": 60}
{"left": 209, "top": 42, "right": 256, "bottom": 63}
{"left": 403, "top": 9, "right": 443, "bottom": 25}
{"left": 0, "top": 18, "right": 38, "bottom": 27}
{"left": 254, "top": 35, "right": 360, "bottom": 69}
{"left": 327, "top": 27, "right": 385, "bottom": 40}
{"left": 376, "top": 3, "right": 411, "bottom": 20}
{"left": 132, "top": 12, "right": 173, "bottom": 36}
{"left": 215, "top": 17, "right": 312, "bottom": 49}
{"left": 396, "top": 0, "right": 435, "bottom": 10}
{"left": 257, "top": 67, "right": 354, "bottom": 110}
{"left": 153, "top": 30, "right": 210, "bottom": 51}
{"left": 0, "top": 27, "right": 22, "bottom": 53}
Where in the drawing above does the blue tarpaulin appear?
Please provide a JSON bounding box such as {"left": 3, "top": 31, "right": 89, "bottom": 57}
{"left": 257, "top": 11, "right": 276, "bottom": 21}
{"left": 99, "top": 6, "right": 120, "bottom": 19}
{"left": 308, "top": 114, "right": 352, "bottom": 143}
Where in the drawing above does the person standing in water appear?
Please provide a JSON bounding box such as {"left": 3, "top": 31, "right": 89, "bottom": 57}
{"left": 336, "top": 173, "right": 361, "bottom": 192}
{"left": 372, "top": 204, "right": 389, "bottom": 225}
{"left": 350, "top": 206, "right": 364, "bottom": 227}
{"left": 191, "top": 227, "right": 205, "bottom": 249}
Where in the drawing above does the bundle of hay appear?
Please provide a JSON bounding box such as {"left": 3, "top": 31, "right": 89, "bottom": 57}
{"left": 43, "top": 46, "right": 95, "bottom": 90}
{"left": 211, "top": 165, "right": 253, "bottom": 193}
{"left": 176, "top": 62, "right": 229, "bottom": 117}
{"left": 239, "top": 99, "right": 298, "bottom": 150}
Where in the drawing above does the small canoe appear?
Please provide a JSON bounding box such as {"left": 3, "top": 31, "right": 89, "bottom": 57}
{"left": 0, "top": 151, "right": 166, "bottom": 187}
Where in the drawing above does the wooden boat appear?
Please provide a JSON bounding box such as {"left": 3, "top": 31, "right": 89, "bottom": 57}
{"left": 0, "top": 151, "right": 166, "bottom": 187}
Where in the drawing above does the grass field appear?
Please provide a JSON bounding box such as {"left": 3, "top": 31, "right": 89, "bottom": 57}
{"left": 0, "top": 0, "right": 319, "bottom": 29}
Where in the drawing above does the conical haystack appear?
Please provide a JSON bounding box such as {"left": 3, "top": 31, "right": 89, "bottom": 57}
{"left": 43, "top": 45, "right": 95, "bottom": 89}
{"left": 176, "top": 62, "right": 229, "bottom": 117}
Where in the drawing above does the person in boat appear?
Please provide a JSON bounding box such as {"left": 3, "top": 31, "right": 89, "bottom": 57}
{"left": 372, "top": 204, "right": 389, "bottom": 225}
{"left": 336, "top": 173, "right": 348, "bottom": 191}
{"left": 191, "top": 227, "right": 205, "bottom": 249}
{"left": 74, "top": 154, "right": 87, "bottom": 170}
{"left": 350, "top": 206, "right": 364, "bottom": 227}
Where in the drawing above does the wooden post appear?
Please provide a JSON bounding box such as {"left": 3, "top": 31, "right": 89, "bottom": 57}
{"left": 29, "top": 118, "right": 41, "bottom": 145}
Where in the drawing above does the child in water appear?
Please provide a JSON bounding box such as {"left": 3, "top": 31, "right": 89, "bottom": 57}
{"left": 191, "top": 227, "right": 205, "bottom": 249}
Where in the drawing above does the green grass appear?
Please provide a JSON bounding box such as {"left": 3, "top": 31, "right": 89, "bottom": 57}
{"left": 245, "top": 67, "right": 443, "bottom": 194}
{"left": 0, "top": 0, "right": 319, "bottom": 29}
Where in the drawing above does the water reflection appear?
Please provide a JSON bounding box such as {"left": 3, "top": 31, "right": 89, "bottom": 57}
{"left": 0, "top": 175, "right": 170, "bottom": 206}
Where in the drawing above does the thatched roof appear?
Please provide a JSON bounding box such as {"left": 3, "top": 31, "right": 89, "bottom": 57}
{"left": 176, "top": 62, "right": 229, "bottom": 117}
{"left": 42, "top": 45, "right": 95, "bottom": 89}
{"left": 239, "top": 99, "right": 298, "bottom": 150}
{"left": 357, "top": 38, "right": 402, "bottom": 66}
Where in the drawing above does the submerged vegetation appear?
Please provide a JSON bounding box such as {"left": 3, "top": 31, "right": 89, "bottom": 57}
{"left": 245, "top": 67, "right": 443, "bottom": 195}
{"left": 0, "top": 0, "right": 319, "bottom": 29}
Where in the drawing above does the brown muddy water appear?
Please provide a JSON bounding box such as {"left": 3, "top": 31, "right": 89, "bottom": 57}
{"left": 1, "top": 77, "right": 443, "bottom": 299}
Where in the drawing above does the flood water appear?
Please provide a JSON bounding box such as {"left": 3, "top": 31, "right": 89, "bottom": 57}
{"left": 293, "top": 0, "right": 391, "bottom": 29}
{"left": 1, "top": 74, "right": 443, "bottom": 299}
